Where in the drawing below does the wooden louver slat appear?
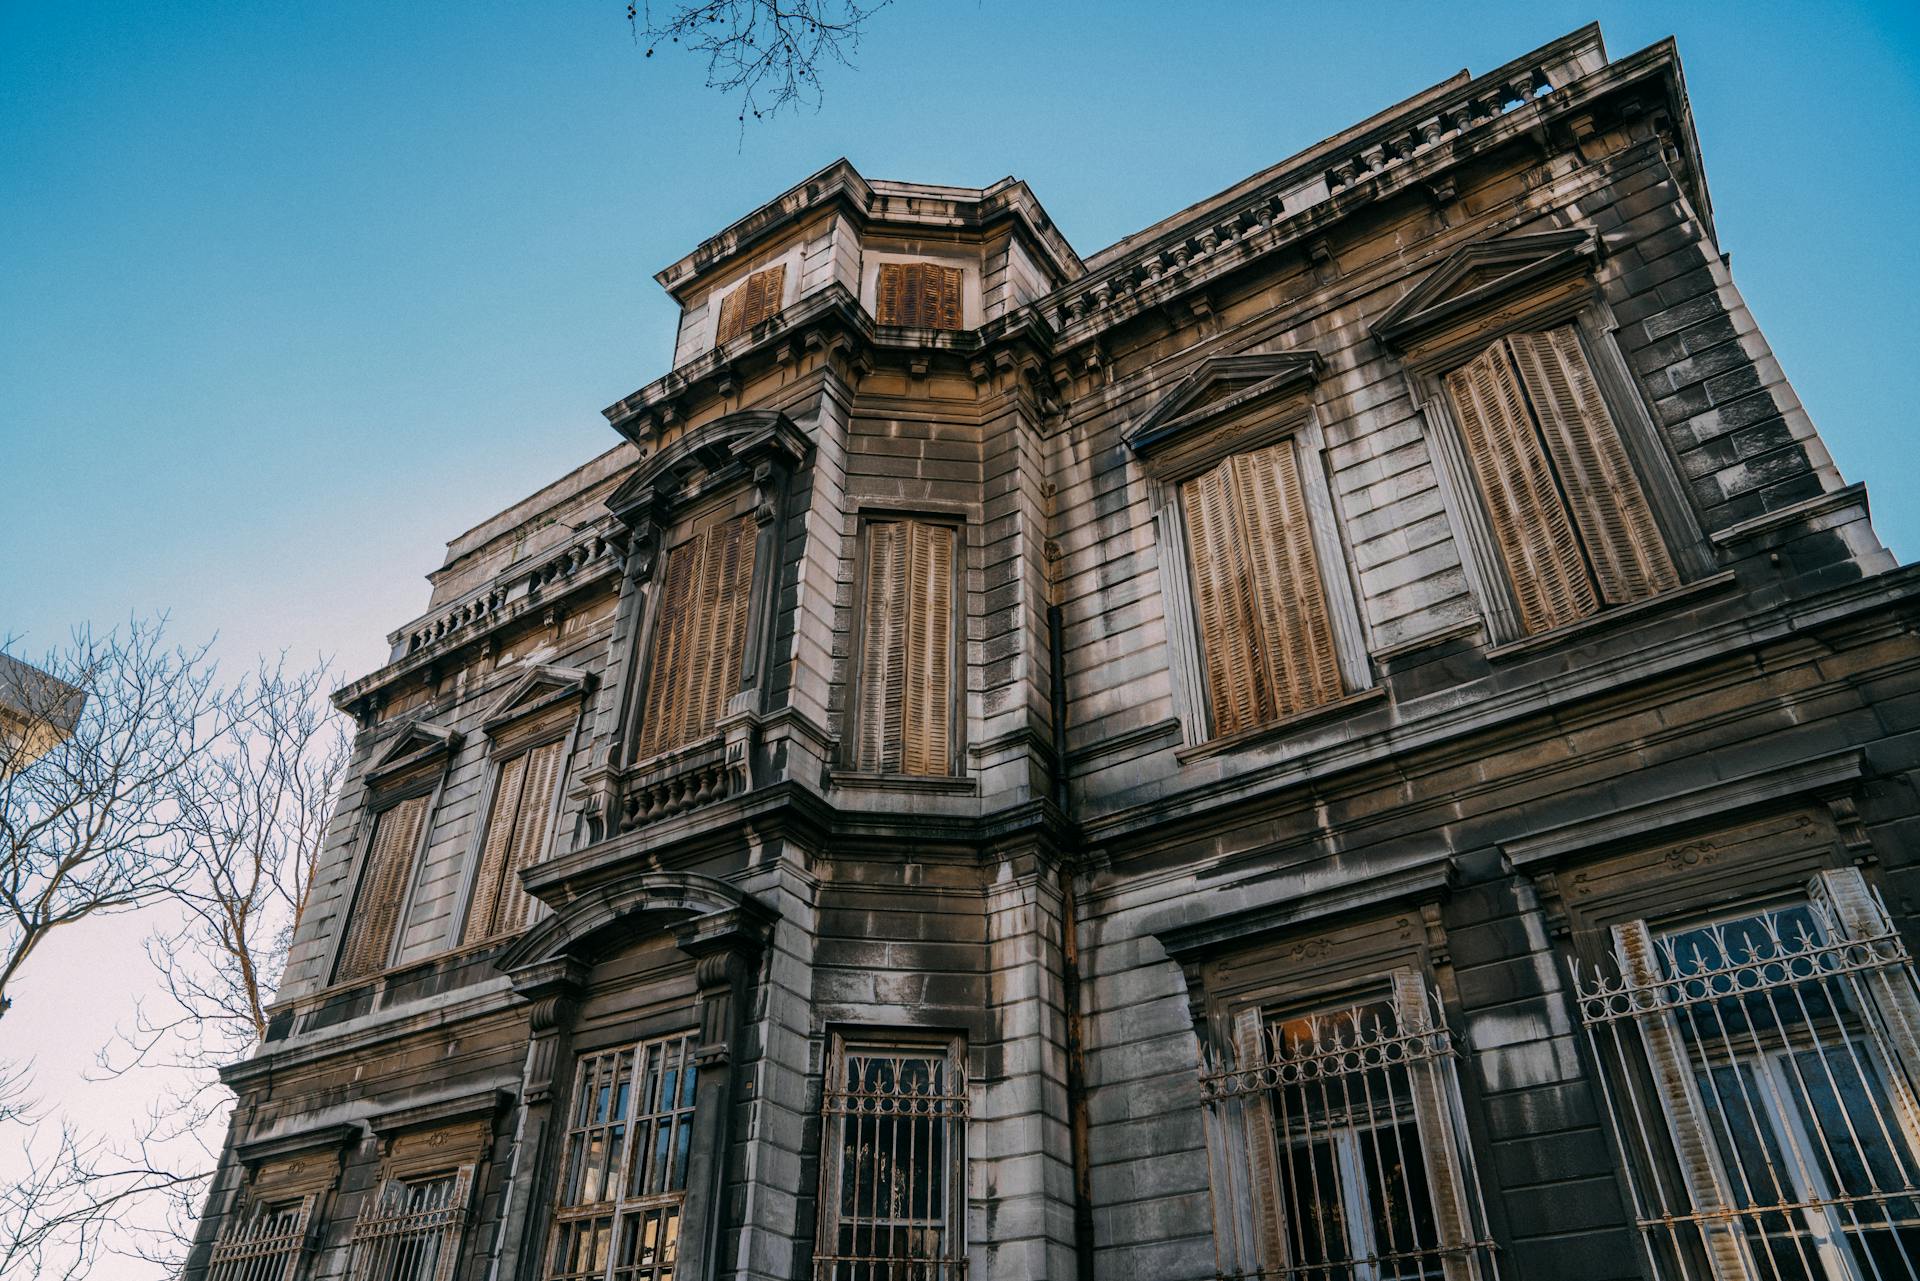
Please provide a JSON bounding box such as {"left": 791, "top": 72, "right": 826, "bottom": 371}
{"left": 464, "top": 737, "right": 567, "bottom": 942}
{"left": 634, "top": 513, "right": 758, "bottom": 761}
{"left": 713, "top": 264, "right": 787, "bottom": 345}
{"left": 854, "top": 519, "right": 955, "bottom": 774}
{"left": 1505, "top": 326, "right": 1679, "bottom": 607}
{"left": 1183, "top": 442, "right": 1344, "bottom": 739}
{"left": 337, "top": 794, "right": 430, "bottom": 981}
{"left": 1445, "top": 341, "right": 1598, "bottom": 635}
{"left": 875, "top": 262, "right": 963, "bottom": 330}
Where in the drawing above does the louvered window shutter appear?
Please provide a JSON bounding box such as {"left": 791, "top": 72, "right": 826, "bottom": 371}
{"left": 1184, "top": 443, "right": 1344, "bottom": 738}
{"left": 1231, "top": 1007, "right": 1289, "bottom": 1272}
{"left": 635, "top": 514, "right": 758, "bottom": 760}
{"left": 465, "top": 738, "right": 567, "bottom": 942}
{"left": 1445, "top": 341, "right": 1598, "bottom": 634}
{"left": 713, "top": 264, "right": 787, "bottom": 345}
{"left": 1505, "top": 326, "right": 1678, "bottom": 606}
{"left": 1613, "top": 920, "right": 1752, "bottom": 1280}
{"left": 875, "top": 263, "right": 963, "bottom": 330}
{"left": 1231, "top": 443, "right": 1345, "bottom": 719}
{"left": 855, "top": 519, "right": 956, "bottom": 774}
{"left": 337, "top": 794, "right": 430, "bottom": 981}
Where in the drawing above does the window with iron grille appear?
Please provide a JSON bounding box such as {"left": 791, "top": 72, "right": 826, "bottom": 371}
{"left": 546, "top": 1033, "right": 699, "bottom": 1281}
{"left": 1180, "top": 439, "right": 1346, "bottom": 737}
{"left": 1199, "top": 975, "right": 1496, "bottom": 1280}
{"left": 815, "top": 1033, "right": 969, "bottom": 1281}
{"left": 346, "top": 1167, "right": 472, "bottom": 1281}
{"left": 1574, "top": 868, "right": 1920, "bottom": 1281}
{"left": 207, "top": 1194, "right": 317, "bottom": 1281}
{"left": 462, "top": 737, "right": 566, "bottom": 943}
{"left": 851, "top": 518, "right": 958, "bottom": 776}
{"left": 1440, "top": 324, "right": 1678, "bottom": 636}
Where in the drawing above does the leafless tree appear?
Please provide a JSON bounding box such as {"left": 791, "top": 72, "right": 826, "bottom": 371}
{"left": 0, "top": 619, "right": 238, "bottom": 1022}
{"left": 628, "top": 0, "right": 893, "bottom": 121}
{"left": 0, "top": 655, "right": 350, "bottom": 1279}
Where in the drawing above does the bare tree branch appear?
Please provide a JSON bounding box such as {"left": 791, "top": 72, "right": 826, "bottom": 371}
{"left": 628, "top": 0, "right": 893, "bottom": 123}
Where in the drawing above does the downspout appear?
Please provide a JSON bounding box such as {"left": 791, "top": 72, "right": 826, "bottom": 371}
{"left": 1047, "top": 601, "right": 1097, "bottom": 1281}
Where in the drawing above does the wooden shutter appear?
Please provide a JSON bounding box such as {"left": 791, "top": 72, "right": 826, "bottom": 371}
{"left": 1183, "top": 443, "right": 1343, "bottom": 738}
{"left": 854, "top": 519, "right": 955, "bottom": 774}
{"left": 1613, "top": 920, "right": 1752, "bottom": 1281}
{"left": 1389, "top": 974, "right": 1475, "bottom": 1280}
{"left": 1184, "top": 460, "right": 1270, "bottom": 736}
{"left": 337, "top": 794, "right": 430, "bottom": 981}
{"left": 1505, "top": 326, "right": 1678, "bottom": 606}
{"left": 875, "top": 262, "right": 963, "bottom": 329}
{"left": 713, "top": 264, "right": 787, "bottom": 345}
{"left": 635, "top": 513, "right": 758, "bottom": 760}
{"left": 465, "top": 738, "right": 566, "bottom": 942}
{"left": 1231, "top": 1007, "right": 1290, "bottom": 1274}
{"left": 1445, "top": 341, "right": 1598, "bottom": 634}
{"left": 1231, "top": 443, "right": 1344, "bottom": 719}
{"left": 463, "top": 751, "right": 526, "bottom": 943}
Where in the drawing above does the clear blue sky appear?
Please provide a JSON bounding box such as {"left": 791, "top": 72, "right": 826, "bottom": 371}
{"left": 1, "top": 0, "right": 1917, "bottom": 1167}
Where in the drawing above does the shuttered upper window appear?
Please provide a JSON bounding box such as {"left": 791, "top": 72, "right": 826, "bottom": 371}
{"left": 1443, "top": 325, "right": 1678, "bottom": 635}
{"left": 336, "top": 793, "right": 431, "bottom": 982}
{"left": 463, "top": 737, "right": 566, "bottom": 944}
{"left": 853, "top": 518, "right": 957, "bottom": 775}
{"left": 713, "top": 264, "right": 787, "bottom": 345}
{"left": 633, "top": 512, "right": 757, "bottom": 761}
{"left": 875, "top": 262, "right": 964, "bottom": 330}
{"left": 1181, "top": 441, "right": 1345, "bottom": 738}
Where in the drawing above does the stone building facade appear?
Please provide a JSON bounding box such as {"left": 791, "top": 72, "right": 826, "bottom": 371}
{"left": 190, "top": 25, "right": 1920, "bottom": 1281}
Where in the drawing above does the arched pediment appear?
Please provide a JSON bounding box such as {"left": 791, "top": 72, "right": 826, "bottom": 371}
{"left": 604, "top": 409, "right": 811, "bottom": 529}
{"left": 492, "top": 868, "right": 776, "bottom": 977}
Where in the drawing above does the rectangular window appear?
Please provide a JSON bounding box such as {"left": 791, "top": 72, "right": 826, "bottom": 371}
{"left": 875, "top": 262, "right": 964, "bottom": 330}
{"left": 464, "top": 738, "right": 567, "bottom": 943}
{"left": 207, "top": 1195, "right": 316, "bottom": 1281}
{"left": 713, "top": 265, "right": 787, "bottom": 345}
{"left": 1575, "top": 870, "right": 1920, "bottom": 1281}
{"left": 853, "top": 518, "right": 957, "bottom": 775}
{"left": 1443, "top": 324, "right": 1678, "bottom": 635}
{"left": 346, "top": 1168, "right": 473, "bottom": 1281}
{"left": 1200, "top": 976, "right": 1493, "bottom": 1280}
{"left": 1181, "top": 440, "right": 1345, "bottom": 737}
{"left": 547, "top": 1034, "right": 699, "bottom": 1281}
{"left": 336, "top": 793, "right": 431, "bottom": 982}
{"left": 633, "top": 512, "right": 757, "bottom": 761}
{"left": 816, "top": 1034, "right": 968, "bottom": 1281}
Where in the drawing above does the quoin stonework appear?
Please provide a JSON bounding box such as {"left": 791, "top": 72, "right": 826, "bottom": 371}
{"left": 189, "top": 25, "right": 1920, "bottom": 1281}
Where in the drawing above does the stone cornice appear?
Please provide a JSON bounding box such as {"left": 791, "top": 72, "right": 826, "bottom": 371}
{"left": 1037, "top": 31, "right": 1701, "bottom": 355}
{"left": 651, "top": 159, "right": 1083, "bottom": 303}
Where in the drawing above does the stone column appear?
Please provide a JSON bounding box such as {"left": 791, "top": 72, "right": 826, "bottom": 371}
{"left": 491, "top": 957, "right": 588, "bottom": 1281}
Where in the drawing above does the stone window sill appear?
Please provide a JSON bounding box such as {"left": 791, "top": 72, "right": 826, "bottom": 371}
{"left": 1484, "top": 570, "right": 1738, "bottom": 662}
{"left": 1176, "top": 685, "right": 1390, "bottom": 764}
{"left": 827, "top": 770, "right": 978, "bottom": 795}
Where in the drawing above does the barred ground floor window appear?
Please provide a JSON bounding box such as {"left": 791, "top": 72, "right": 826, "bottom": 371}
{"left": 1576, "top": 868, "right": 1920, "bottom": 1281}
{"left": 546, "top": 1032, "right": 699, "bottom": 1281}
{"left": 347, "top": 1166, "right": 473, "bottom": 1281}
{"left": 815, "top": 1033, "right": 968, "bottom": 1281}
{"left": 207, "top": 1195, "right": 318, "bottom": 1281}
{"left": 1200, "top": 973, "right": 1496, "bottom": 1281}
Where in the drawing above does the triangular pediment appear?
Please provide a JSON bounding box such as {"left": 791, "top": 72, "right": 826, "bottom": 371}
{"left": 368, "top": 718, "right": 460, "bottom": 781}
{"left": 482, "top": 664, "right": 593, "bottom": 734}
{"left": 1125, "top": 351, "right": 1323, "bottom": 457}
{"left": 1371, "top": 229, "right": 1600, "bottom": 349}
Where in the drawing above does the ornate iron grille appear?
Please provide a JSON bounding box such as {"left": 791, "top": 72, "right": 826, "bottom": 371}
{"left": 207, "top": 1195, "right": 315, "bottom": 1281}
{"left": 1574, "top": 875, "right": 1920, "bottom": 1281}
{"left": 815, "top": 1040, "right": 969, "bottom": 1281}
{"left": 346, "top": 1168, "right": 471, "bottom": 1281}
{"left": 546, "top": 1033, "right": 698, "bottom": 1281}
{"left": 1199, "top": 982, "right": 1497, "bottom": 1281}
